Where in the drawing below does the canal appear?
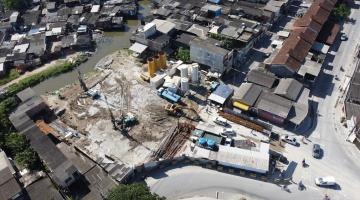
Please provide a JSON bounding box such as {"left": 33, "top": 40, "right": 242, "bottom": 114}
{"left": 32, "top": 0, "right": 151, "bottom": 94}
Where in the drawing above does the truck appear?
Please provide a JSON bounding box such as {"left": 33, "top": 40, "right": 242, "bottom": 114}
{"left": 157, "top": 87, "right": 181, "bottom": 103}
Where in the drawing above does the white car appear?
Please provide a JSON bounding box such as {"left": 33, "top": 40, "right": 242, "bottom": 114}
{"left": 281, "top": 135, "right": 298, "bottom": 146}
{"left": 224, "top": 138, "right": 233, "bottom": 147}
{"left": 315, "top": 176, "right": 336, "bottom": 186}
{"left": 214, "top": 116, "right": 228, "bottom": 126}
{"left": 221, "top": 128, "right": 236, "bottom": 137}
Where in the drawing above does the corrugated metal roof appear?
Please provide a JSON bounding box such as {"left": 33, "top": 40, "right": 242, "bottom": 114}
{"left": 233, "top": 82, "right": 263, "bottom": 106}
{"left": 274, "top": 78, "right": 303, "bottom": 101}
{"left": 246, "top": 70, "right": 277, "bottom": 88}
{"left": 256, "top": 91, "right": 293, "bottom": 119}
{"left": 208, "top": 84, "right": 233, "bottom": 104}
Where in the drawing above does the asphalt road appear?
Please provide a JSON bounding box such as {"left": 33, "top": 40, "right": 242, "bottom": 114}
{"left": 146, "top": 4, "right": 360, "bottom": 200}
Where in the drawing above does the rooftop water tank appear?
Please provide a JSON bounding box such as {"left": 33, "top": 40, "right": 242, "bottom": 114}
{"left": 181, "top": 77, "right": 189, "bottom": 92}
{"left": 199, "top": 138, "right": 207, "bottom": 146}
{"left": 191, "top": 63, "right": 199, "bottom": 83}
{"left": 207, "top": 139, "right": 216, "bottom": 147}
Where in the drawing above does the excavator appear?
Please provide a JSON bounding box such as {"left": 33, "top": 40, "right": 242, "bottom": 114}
{"left": 164, "top": 103, "right": 201, "bottom": 121}
{"left": 104, "top": 95, "right": 137, "bottom": 134}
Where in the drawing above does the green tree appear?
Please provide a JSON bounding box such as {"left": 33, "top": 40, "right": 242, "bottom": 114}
{"left": 332, "top": 4, "right": 351, "bottom": 20}
{"left": 4, "top": 133, "right": 28, "bottom": 156}
{"left": 175, "top": 47, "right": 190, "bottom": 63}
{"left": 106, "top": 183, "right": 165, "bottom": 200}
{"left": 3, "top": 0, "right": 30, "bottom": 10}
{"left": 15, "top": 148, "right": 39, "bottom": 170}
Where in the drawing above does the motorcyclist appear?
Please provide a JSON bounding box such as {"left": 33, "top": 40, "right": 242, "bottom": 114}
{"left": 302, "top": 159, "right": 306, "bottom": 166}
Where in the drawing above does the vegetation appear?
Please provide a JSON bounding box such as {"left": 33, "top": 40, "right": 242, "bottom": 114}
{"left": 106, "top": 183, "right": 165, "bottom": 200}
{"left": 3, "top": 0, "right": 30, "bottom": 11}
{"left": 175, "top": 47, "right": 190, "bottom": 63}
{"left": 3, "top": 133, "right": 41, "bottom": 170}
{"left": 208, "top": 33, "right": 236, "bottom": 50}
{"left": 0, "top": 69, "right": 20, "bottom": 86}
{"left": 332, "top": 4, "right": 351, "bottom": 20}
{"left": 15, "top": 148, "right": 40, "bottom": 169}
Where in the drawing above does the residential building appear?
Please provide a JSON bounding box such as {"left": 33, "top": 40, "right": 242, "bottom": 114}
{"left": 190, "top": 38, "right": 234, "bottom": 74}
{"left": 0, "top": 151, "right": 23, "bottom": 200}
{"left": 9, "top": 88, "right": 80, "bottom": 189}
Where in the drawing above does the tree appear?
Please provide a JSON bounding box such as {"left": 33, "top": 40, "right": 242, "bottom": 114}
{"left": 4, "top": 133, "right": 28, "bottom": 157}
{"left": 106, "top": 183, "right": 165, "bottom": 200}
{"left": 332, "top": 4, "right": 351, "bottom": 20}
{"left": 175, "top": 47, "right": 190, "bottom": 63}
{"left": 3, "top": 0, "right": 30, "bottom": 11}
{"left": 15, "top": 148, "right": 40, "bottom": 170}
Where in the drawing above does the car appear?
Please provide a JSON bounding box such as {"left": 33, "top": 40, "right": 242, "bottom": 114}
{"left": 313, "top": 144, "right": 322, "bottom": 158}
{"left": 220, "top": 128, "right": 236, "bottom": 137}
{"left": 340, "top": 33, "right": 348, "bottom": 41}
{"left": 315, "top": 176, "right": 336, "bottom": 186}
{"left": 281, "top": 135, "right": 298, "bottom": 146}
{"left": 214, "top": 116, "right": 228, "bottom": 126}
{"left": 224, "top": 138, "right": 233, "bottom": 147}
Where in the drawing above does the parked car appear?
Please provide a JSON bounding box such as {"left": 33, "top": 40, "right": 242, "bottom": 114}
{"left": 340, "top": 33, "right": 348, "bottom": 41}
{"left": 313, "top": 144, "right": 322, "bottom": 158}
{"left": 281, "top": 135, "right": 298, "bottom": 146}
{"left": 315, "top": 176, "right": 336, "bottom": 186}
{"left": 224, "top": 138, "right": 233, "bottom": 147}
{"left": 221, "top": 128, "right": 236, "bottom": 137}
{"left": 214, "top": 116, "right": 228, "bottom": 126}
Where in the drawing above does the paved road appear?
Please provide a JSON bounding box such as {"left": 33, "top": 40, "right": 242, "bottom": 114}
{"left": 146, "top": 4, "right": 360, "bottom": 200}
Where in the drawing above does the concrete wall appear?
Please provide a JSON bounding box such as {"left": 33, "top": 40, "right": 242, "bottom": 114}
{"left": 190, "top": 44, "right": 230, "bottom": 73}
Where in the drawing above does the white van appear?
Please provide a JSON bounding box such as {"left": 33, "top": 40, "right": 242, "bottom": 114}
{"left": 315, "top": 176, "right": 336, "bottom": 186}
{"left": 214, "top": 116, "right": 228, "bottom": 126}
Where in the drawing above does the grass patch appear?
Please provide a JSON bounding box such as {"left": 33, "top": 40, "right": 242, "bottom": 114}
{"left": 0, "top": 69, "right": 21, "bottom": 86}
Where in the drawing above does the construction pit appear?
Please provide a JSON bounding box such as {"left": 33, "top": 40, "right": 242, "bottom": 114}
{"left": 43, "top": 50, "right": 194, "bottom": 165}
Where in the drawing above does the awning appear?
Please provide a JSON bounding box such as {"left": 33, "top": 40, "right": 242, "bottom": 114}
{"left": 129, "top": 42, "right": 148, "bottom": 54}
{"left": 233, "top": 101, "right": 249, "bottom": 111}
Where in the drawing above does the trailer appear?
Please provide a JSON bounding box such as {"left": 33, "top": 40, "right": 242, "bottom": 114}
{"left": 158, "top": 87, "right": 181, "bottom": 103}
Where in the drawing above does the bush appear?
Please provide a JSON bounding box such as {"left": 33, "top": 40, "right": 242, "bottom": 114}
{"left": 175, "top": 47, "right": 190, "bottom": 63}
{"left": 332, "top": 4, "right": 351, "bottom": 20}
{"left": 0, "top": 69, "right": 21, "bottom": 86}
{"left": 4, "top": 133, "right": 28, "bottom": 157}
{"left": 15, "top": 148, "right": 40, "bottom": 170}
{"left": 3, "top": 0, "right": 30, "bottom": 10}
{"left": 107, "top": 183, "right": 165, "bottom": 200}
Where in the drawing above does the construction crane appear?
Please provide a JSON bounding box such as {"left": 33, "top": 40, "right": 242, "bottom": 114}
{"left": 104, "top": 94, "right": 137, "bottom": 134}
{"left": 77, "top": 69, "right": 88, "bottom": 92}
{"left": 104, "top": 95, "right": 117, "bottom": 130}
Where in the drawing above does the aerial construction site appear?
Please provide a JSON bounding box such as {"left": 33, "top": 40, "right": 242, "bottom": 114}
{"left": 43, "top": 50, "right": 201, "bottom": 166}
{"left": 42, "top": 47, "right": 277, "bottom": 179}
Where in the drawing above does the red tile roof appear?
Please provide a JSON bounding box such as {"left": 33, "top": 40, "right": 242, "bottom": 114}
{"left": 292, "top": 26, "right": 318, "bottom": 44}
{"left": 271, "top": 0, "right": 336, "bottom": 72}
{"left": 316, "top": 0, "right": 336, "bottom": 12}
{"left": 272, "top": 52, "right": 302, "bottom": 72}
{"left": 306, "top": 4, "right": 331, "bottom": 24}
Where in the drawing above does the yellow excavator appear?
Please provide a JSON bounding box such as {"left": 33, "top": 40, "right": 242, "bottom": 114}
{"left": 164, "top": 103, "right": 201, "bottom": 121}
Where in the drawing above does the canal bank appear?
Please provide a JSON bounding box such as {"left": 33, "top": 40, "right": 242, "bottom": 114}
{"left": 32, "top": 0, "right": 151, "bottom": 94}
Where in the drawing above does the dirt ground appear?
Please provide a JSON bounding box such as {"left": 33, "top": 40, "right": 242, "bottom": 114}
{"left": 43, "top": 50, "right": 177, "bottom": 165}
